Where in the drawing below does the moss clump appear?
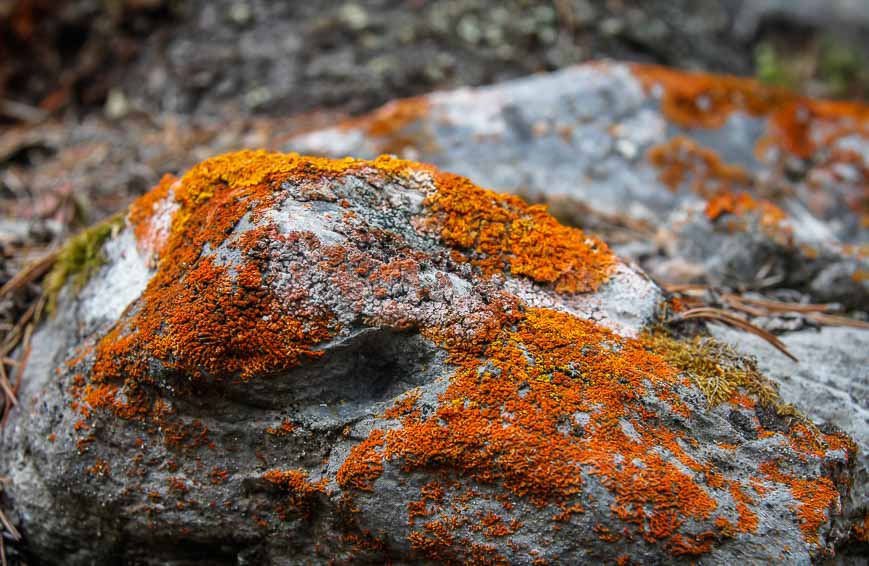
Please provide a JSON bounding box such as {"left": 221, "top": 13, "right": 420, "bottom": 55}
{"left": 643, "top": 329, "right": 790, "bottom": 413}
{"left": 755, "top": 42, "right": 794, "bottom": 90}
{"left": 43, "top": 213, "right": 124, "bottom": 315}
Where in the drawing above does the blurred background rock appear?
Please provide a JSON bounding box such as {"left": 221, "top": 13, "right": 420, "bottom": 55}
{"left": 1, "top": 0, "right": 868, "bottom": 123}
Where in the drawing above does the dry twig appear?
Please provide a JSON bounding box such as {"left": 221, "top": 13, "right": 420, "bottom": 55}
{"left": 0, "top": 363, "right": 16, "bottom": 408}
{"left": 0, "top": 249, "right": 58, "bottom": 300}
{"left": 0, "top": 507, "right": 20, "bottom": 541}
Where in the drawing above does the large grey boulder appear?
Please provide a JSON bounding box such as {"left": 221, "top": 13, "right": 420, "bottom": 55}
{"left": 0, "top": 151, "right": 856, "bottom": 564}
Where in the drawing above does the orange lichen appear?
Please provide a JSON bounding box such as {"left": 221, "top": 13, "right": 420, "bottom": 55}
{"left": 408, "top": 480, "right": 445, "bottom": 527}
{"left": 382, "top": 391, "right": 422, "bottom": 421}
{"left": 265, "top": 418, "right": 297, "bottom": 437}
{"left": 128, "top": 173, "right": 178, "bottom": 263}
{"left": 852, "top": 513, "right": 869, "bottom": 543}
{"left": 87, "top": 459, "right": 110, "bottom": 476}
{"left": 342, "top": 97, "right": 433, "bottom": 156}
{"left": 341, "top": 308, "right": 724, "bottom": 552}
{"left": 632, "top": 64, "right": 792, "bottom": 130}
{"left": 759, "top": 460, "right": 840, "bottom": 544}
{"left": 336, "top": 304, "right": 853, "bottom": 557}
{"left": 210, "top": 467, "right": 228, "bottom": 485}
{"left": 703, "top": 190, "right": 795, "bottom": 244}
{"left": 263, "top": 468, "right": 327, "bottom": 516}
{"left": 167, "top": 477, "right": 189, "bottom": 494}
{"left": 648, "top": 137, "right": 751, "bottom": 195}
{"left": 705, "top": 191, "right": 786, "bottom": 225}
{"left": 336, "top": 429, "right": 386, "bottom": 492}
{"left": 632, "top": 63, "right": 869, "bottom": 159}
{"left": 423, "top": 171, "right": 614, "bottom": 293}
{"left": 728, "top": 482, "right": 759, "bottom": 533}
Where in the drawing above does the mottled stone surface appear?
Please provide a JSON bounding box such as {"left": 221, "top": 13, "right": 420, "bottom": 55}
{"left": 1, "top": 152, "right": 856, "bottom": 564}
{"left": 712, "top": 325, "right": 869, "bottom": 558}
{"left": 290, "top": 62, "right": 869, "bottom": 306}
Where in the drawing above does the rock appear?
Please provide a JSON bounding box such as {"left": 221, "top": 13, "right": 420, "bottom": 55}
{"left": 1, "top": 151, "right": 856, "bottom": 564}
{"left": 290, "top": 61, "right": 869, "bottom": 306}
{"left": 733, "top": 0, "right": 869, "bottom": 41}
{"left": 710, "top": 325, "right": 869, "bottom": 561}
{"left": 646, "top": 194, "right": 867, "bottom": 309}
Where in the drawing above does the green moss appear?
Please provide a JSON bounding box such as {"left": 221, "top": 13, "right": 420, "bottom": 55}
{"left": 43, "top": 213, "right": 125, "bottom": 315}
{"left": 818, "top": 38, "right": 864, "bottom": 98}
{"left": 755, "top": 42, "right": 794, "bottom": 89}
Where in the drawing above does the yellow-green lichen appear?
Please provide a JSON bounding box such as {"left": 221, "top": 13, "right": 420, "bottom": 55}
{"left": 43, "top": 213, "right": 125, "bottom": 315}
{"left": 644, "top": 329, "right": 793, "bottom": 415}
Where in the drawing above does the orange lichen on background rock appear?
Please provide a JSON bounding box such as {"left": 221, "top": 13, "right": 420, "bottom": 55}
{"left": 631, "top": 63, "right": 793, "bottom": 130}
{"left": 703, "top": 190, "right": 794, "bottom": 245}
{"left": 648, "top": 136, "right": 751, "bottom": 195}
{"left": 632, "top": 63, "right": 869, "bottom": 159}
{"left": 341, "top": 96, "right": 433, "bottom": 156}
{"left": 705, "top": 191, "right": 787, "bottom": 226}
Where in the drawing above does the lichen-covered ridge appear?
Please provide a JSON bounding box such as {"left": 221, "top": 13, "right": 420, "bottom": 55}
{"left": 3, "top": 151, "right": 857, "bottom": 564}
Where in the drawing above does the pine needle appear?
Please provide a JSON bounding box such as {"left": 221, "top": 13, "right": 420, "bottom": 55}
{"left": 724, "top": 294, "right": 837, "bottom": 314}
{"left": 807, "top": 313, "right": 869, "bottom": 329}
{"left": 674, "top": 307, "right": 799, "bottom": 362}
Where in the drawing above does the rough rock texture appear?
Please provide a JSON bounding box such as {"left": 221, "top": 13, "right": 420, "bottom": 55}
{"left": 290, "top": 61, "right": 869, "bottom": 307}
{"left": 289, "top": 62, "right": 869, "bottom": 554}
{"left": 710, "top": 325, "right": 869, "bottom": 561}
{"left": 1, "top": 151, "right": 857, "bottom": 564}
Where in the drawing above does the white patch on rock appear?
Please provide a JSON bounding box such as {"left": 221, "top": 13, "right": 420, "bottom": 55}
{"left": 431, "top": 88, "right": 508, "bottom": 137}
{"left": 291, "top": 127, "right": 369, "bottom": 158}
{"left": 502, "top": 261, "right": 661, "bottom": 337}
{"left": 80, "top": 228, "right": 152, "bottom": 327}
{"left": 565, "top": 262, "right": 661, "bottom": 337}
{"left": 610, "top": 108, "right": 668, "bottom": 150}
{"left": 269, "top": 201, "right": 346, "bottom": 245}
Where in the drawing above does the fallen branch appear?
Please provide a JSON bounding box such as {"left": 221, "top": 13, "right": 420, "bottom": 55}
{"left": 663, "top": 283, "right": 710, "bottom": 293}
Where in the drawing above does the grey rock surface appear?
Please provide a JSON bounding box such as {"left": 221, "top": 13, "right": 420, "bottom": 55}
{"left": 0, "top": 151, "right": 856, "bottom": 564}
{"left": 711, "top": 325, "right": 869, "bottom": 561}
{"left": 290, "top": 61, "right": 869, "bottom": 306}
